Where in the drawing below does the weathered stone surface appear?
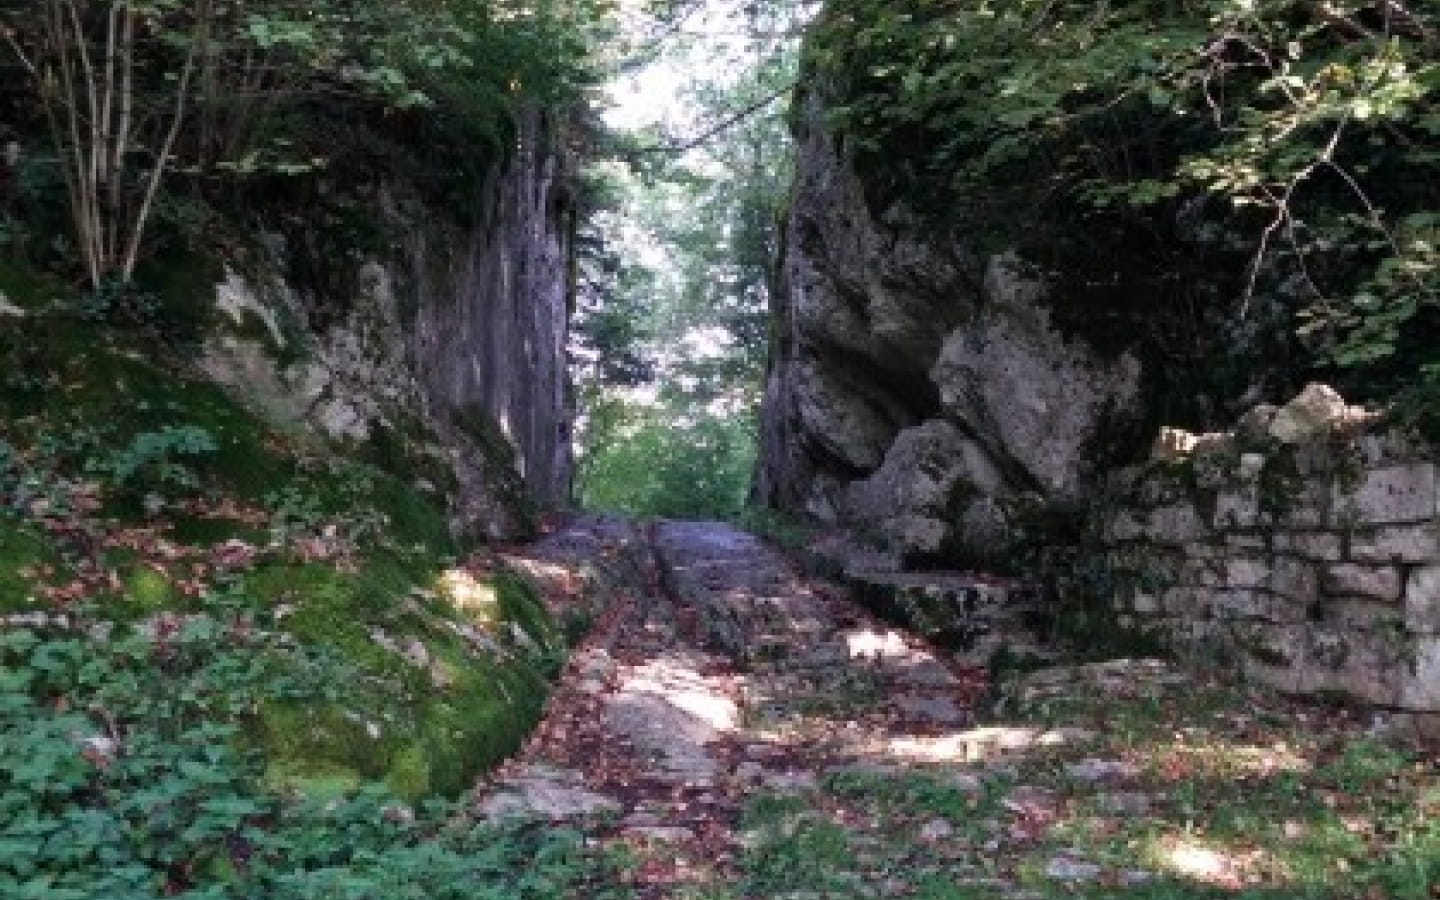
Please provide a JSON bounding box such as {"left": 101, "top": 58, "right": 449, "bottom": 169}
{"left": 756, "top": 94, "right": 1145, "bottom": 560}
{"left": 1144, "top": 503, "right": 1206, "bottom": 545}
{"left": 792, "top": 360, "right": 902, "bottom": 473}
{"left": 1210, "top": 590, "right": 1303, "bottom": 624}
{"left": 200, "top": 111, "right": 573, "bottom": 539}
{"left": 1105, "top": 510, "right": 1144, "bottom": 543}
{"left": 1405, "top": 567, "right": 1440, "bottom": 634}
{"left": 478, "top": 766, "right": 621, "bottom": 821}
{"left": 1401, "top": 638, "right": 1440, "bottom": 709}
{"left": 1272, "top": 482, "right": 1329, "bottom": 529}
{"left": 1332, "top": 464, "right": 1437, "bottom": 526}
{"left": 1271, "top": 532, "right": 1343, "bottom": 561}
{"left": 839, "top": 421, "right": 1003, "bottom": 558}
{"left": 1214, "top": 485, "right": 1260, "bottom": 529}
{"left": 1095, "top": 385, "right": 1439, "bottom": 712}
{"left": 1238, "top": 621, "right": 1405, "bottom": 706}
{"left": 1180, "top": 556, "right": 1267, "bottom": 590}
{"left": 1350, "top": 525, "right": 1440, "bottom": 564}
{"left": 1321, "top": 564, "right": 1402, "bottom": 601}
{"left": 1270, "top": 556, "right": 1319, "bottom": 602}
{"left": 931, "top": 257, "right": 1142, "bottom": 499}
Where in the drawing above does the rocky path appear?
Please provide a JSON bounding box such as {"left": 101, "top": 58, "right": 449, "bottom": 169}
{"left": 477, "top": 518, "right": 993, "bottom": 895}
{"left": 474, "top": 517, "right": 1439, "bottom": 900}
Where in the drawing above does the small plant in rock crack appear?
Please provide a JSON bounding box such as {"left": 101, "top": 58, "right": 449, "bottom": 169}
{"left": 264, "top": 485, "right": 329, "bottom": 542}
{"left": 92, "top": 425, "right": 219, "bottom": 503}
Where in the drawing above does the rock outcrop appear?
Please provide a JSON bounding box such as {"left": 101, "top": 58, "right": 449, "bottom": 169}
{"left": 757, "top": 93, "right": 1141, "bottom": 565}
{"left": 202, "top": 110, "right": 574, "bottom": 540}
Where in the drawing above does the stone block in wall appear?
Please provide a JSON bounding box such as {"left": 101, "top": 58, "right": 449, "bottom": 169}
{"left": 1267, "top": 383, "right": 1356, "bottom": 445}
{"left": 1358, "top": 431, "right": 1430, "bottom": 467}
{"left": 1170, "top": 614, "right": 1226, "bottom": 645}
{"left": 1182, "top": 556, "right": 1268, "bottom": 590}
{"left": 1225, "top": 534, "right": 1267, "bottom": 553}
{"left": 1143, "top": 503, "right": 1206, "bottom": 545}
{"left": 1406, "top": 567, "right": 1440, "bottom": 634}
{"left": 1214, "top": 485, "right": 1260, "bottom": 530}
{"left": 1183, "top": 543, "right": 1226, "bottom": 561}
{"left": 1104, "top": 510, "right": 1144, "bottom": 543}
{"left": 1401, "top": 638, "right": 1440, "bottom": 710}
{"left": 1316, "top": 600, "right": 1406, "bottom": 639}
{"left": 1320, "top": 564, "right": 1403, "bottom": 601}
{"left": 1350, "top": 524, "right": 1440, "bottom": 564}
{"left": 1238, "top": 621, "right": 1405, "bottom": 707}
{"left": 1161, "top": 588, "right": 1209, "bottom": 617}
{"left": 1209, "top": 590, "right": 1305, "bottom": 624}
{"left": 1230, "top": 620, "right": 1304, "bottom": 673}
{"left": 1270, "top": 556, "right": 1319, "bottom": 602}
{"left": 1270, "top": 532, "right": 1343, "bottom": 561}
{"left": 1331, "top": 464, "right": 1437, "bottom": 526}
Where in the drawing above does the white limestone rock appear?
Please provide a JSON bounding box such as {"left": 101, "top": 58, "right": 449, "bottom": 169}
{"left": 932, "top": 256, "right": 1142, "bottom": 499}
{"left": 1268, "top": 383, "right": 1373, "bottom": 444}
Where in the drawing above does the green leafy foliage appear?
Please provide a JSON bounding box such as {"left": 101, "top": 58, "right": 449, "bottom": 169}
{"left": 0, "top": 619, "right": 616, "bottom": 899}
{"left": 578, "top": 401, "right": 756, "bottom": 520}
{"left": 0, "top": 0, "right": 610, "bottom": 284}
{"left": 806, "top": 0, "right": 1439, "bottom": 425}
{"left": 98, "top": 425, "right": 219, "bottom": 496}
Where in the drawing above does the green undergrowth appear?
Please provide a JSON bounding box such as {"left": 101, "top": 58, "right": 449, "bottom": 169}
{"left": 0, "top": 618, "right": 622, "bottom": 899}
{"left": 0, "top": 267, "right": 603, "bottom": 894}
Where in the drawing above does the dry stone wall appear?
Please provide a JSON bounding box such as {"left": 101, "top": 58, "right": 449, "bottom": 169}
{"left": 1100, "top": 384, "right": 1440, "bottom": 713}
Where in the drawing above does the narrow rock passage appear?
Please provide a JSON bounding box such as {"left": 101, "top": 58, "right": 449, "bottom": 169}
{"left": 477, "top": 518, "right": 992, "bottom": 896}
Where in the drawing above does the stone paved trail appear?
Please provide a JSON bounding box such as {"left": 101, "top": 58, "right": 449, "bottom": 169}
{"left": 476, "top": 517, "right": 997, "bottom": 896}
{"left": 472, "top": 517, "right": 1440, "bottom": 899}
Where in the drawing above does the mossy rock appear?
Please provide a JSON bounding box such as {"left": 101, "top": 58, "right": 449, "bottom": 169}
{"left": 0, "top": 521, "right": 53, "bottom": 613}
{"left": 0, "top": 257, "right": 547, "bottom": 804}
{"left": 245, "top": 558, "right": 556, "bottom": 802}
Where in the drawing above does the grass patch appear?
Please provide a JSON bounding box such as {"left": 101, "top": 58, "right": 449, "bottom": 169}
{"left": 721, "top": 665, "right": 1438, "bottom": 899}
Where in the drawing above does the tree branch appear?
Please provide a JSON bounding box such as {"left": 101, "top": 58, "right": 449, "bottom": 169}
{"left": 623, "top": 81, "right": 796, "bottom": 158}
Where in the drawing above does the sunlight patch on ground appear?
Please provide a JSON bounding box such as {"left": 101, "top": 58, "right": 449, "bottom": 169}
{"left": 1140, "top": 737, "right": 1314, "bottom": 779}
{"left": 436, "top": 569, "right": 499, "bottom": 621}
{"left": 1153, "top": 836, "right": 1291, "bottom": 890}
{"left": 844, "top": 628, "right": 909, "bottom": 658}
{"left": 625, "top": 659, "right": 740, "bottom": 732}
{"left": 886, "top": 725, "right": 1096, "bottom": 763}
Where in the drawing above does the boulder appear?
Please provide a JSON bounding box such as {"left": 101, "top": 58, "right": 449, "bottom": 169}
{"left": 931, "top": 255, "right": 1142, "bottom": 499}
{"left": 839, "top": 421, "right": 1003, "bottom": 558}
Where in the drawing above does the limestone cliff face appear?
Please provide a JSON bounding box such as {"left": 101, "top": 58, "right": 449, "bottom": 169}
{"left": 203, "top": 110, "right": 574, "bottom": 540}
{"left": 757, "top": 93, "right": 1141, "bottom": 566}
{"left": 409, "top": 109, "right": 575, "bottom": 524}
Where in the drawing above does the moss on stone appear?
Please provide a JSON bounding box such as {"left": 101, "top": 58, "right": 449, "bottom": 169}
{"left": 0, "top": 521, "right": 52, "bottom": 613}
{"left": 242, "top": 557, "right": 555, "bottom": 802}
{"left": 121, "top": 566, "right": 177, "bottom": 613}
{"left": 0, "top": 257, "right": 553, "bottom": 805}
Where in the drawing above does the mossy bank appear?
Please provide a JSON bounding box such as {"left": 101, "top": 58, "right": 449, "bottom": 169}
{"left": 0, "top": 264, "right": 569, "bottom": 804}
